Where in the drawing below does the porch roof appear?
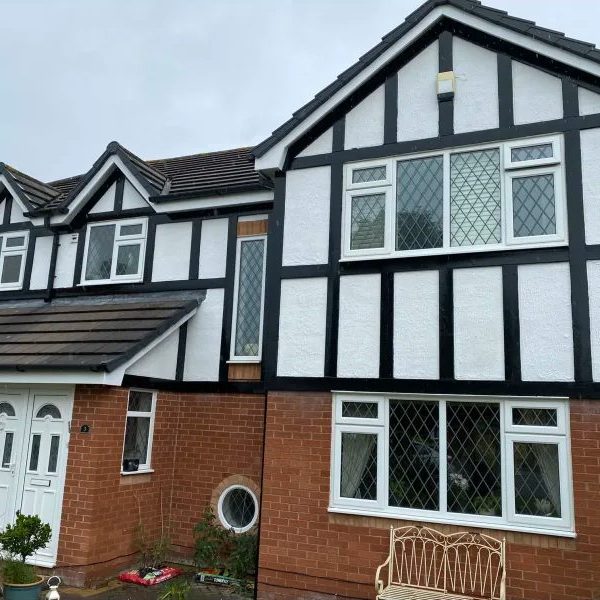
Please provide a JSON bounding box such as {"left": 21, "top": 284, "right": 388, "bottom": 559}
{"left": 0, "top": 294, "right": 202, "bottom": 372}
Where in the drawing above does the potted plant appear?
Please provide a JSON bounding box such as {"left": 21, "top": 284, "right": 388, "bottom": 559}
{"left": 0, "top": 512, "right": 52, "bottom": 600}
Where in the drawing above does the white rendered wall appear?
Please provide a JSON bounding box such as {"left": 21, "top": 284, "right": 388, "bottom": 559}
{"left": 518, "top": 262, "right": 574, "bottom": 381}
{"left": 282, "top": 167, "right": 330, "bottom": 266}
{"left": 9, "top": 201, "right": 27, "bottom": 224}
{"left": 453, "top": 38, "right": 499, "bottom": 133}
{"left": 337, "top": 274, "right": 380, "bottom": 378}
{"left": 394, "top": 270, "right": 439, "bottom": 379}
{"left": 54, "top": 233, "right": 78, "bottom": 288}
{"left": 29, "top": 236, "right": 53, "bottom": 290}
{"left": 122, "top": 179, "right": 148, "bottom": 210}
{"left": 579, "top": 87, "right": 600, "bottom": 116}
{"left": 587, "top": 261, "right": 600, "bottom": 381}
{"left": 184, "top": 288, "right": 224, "bottom": 381}
{"left": 89, "top": 182, "right": 115, "bottom": 213}
{"left": 277, "top": 277, "right": 327, "bottom": 377}
{"left": 397, "top": 41, "right": 439, "bottom": 142}
{"left": 152, "top": 221, "right": 192, "bottom": 282}
{"left": 198, "top": 218, "right": 228, "bottom": 279}
{"left": 512, "top": 61, "right": 563, "bottom": 125}
{"left": 580, "top": 128, "right": 600, "bottom": 244}
{"left": 453, "top": 267, "right": 504, "bottom": 380}
{"left": 126, "top": 329, "right": 178, "bottom": 379}
{"left": 298, "top": 128, "right": 333, "bottom": 157}
{"left": 344, "top": 84, "right": 385, "bottom": 150}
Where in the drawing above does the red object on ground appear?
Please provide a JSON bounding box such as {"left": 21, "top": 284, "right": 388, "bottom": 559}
{"left": 118, "top": 567, "right": 182, "bottom": 586}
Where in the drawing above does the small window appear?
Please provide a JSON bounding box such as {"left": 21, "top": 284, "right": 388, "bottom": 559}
{"left": 29, "top": 434, "right": 41, "bottom": 472}
{"left": 35, "top": 404, "right": 61, "bottom": 419}
{"left": 83, "top": 219, "right": 147, "bottom": 284}
{"left": 48, "top": 435, "right": 60, "bottom": 473}
{"left": 0, "top": 232, "right": 28, "bottom": 289}
{"left": 0, "top": 402, "right": 15, "bottom": 417}
{"left": 122, "top": 389, "right": 156, "bottom": 472}
{"left": 350, "top": 193, "right": 386, "bottom": 251}
{"left": 217, "top": 485, "right": 259, "bottom": 533}
{"left": 231, "top": 236, "right": 267, "bottom": 360}
{"left": 2, "top": 432, "right": 13, "bottom": 469}
{"left": 351, "top": 165, "right": 388, "bottom": 186}
{"left": 505, "top": 137, "right": 560, "bottom": 169}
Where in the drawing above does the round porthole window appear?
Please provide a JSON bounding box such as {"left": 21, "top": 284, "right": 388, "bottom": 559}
{"left": 217, "top": 485, "right": 258, "bottom": 533}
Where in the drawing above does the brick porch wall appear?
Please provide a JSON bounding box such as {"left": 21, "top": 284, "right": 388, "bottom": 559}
{"left": 56, "top": 385, "right": 265, "bottom": 585}
{"left": 257, "top": 392, "right": 600, "bottom": 600}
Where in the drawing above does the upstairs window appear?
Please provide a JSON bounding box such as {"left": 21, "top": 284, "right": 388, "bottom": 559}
{"left": 343, "top": 135, "right": 565, "bottom": 259}
{"left": 0, "top": 232, "right": 28, "bottom": 289}
{"left": 231, "top": 236, "right": 267, "bottom": 361}
{"left": 82, "top": 218, "right": 147, "bottom": 284}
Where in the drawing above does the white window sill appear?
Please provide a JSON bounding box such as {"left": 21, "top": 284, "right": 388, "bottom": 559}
{"left": 340, "top": 239, "right": 568, "bottom": 262}
{"left": 227, "top": 358, "right": 261, "bottom": 364}
{"left": 79, "top": 278, "right": 143, "bottom": 286}
{"left": 327, "top": 506, "right": 576, "bottom": 538}
{"left": 121, "top": 468, "right": 154, "bottom": 476}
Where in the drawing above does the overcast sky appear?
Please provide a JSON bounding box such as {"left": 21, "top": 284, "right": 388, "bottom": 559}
{"left": 1, "top": 0, "right": 599, "bottom": 182}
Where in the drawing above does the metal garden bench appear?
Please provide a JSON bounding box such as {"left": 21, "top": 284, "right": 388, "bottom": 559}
{"left": 375, "top": 525, "right": 505, "bottom": 600}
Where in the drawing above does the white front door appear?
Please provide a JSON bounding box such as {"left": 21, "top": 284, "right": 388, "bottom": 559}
{"left": 0, "top": 391, "right": 29, "bottom": 532}
{"left": 0, "top": 388, "right": 73, "bottom": 567}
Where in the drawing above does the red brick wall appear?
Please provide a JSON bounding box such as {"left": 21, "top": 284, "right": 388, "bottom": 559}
{"left": 258, "top": 393, "right": 600, "bottom": 600}
{"left": 57, "top": 385, "right": 264, "bottom": 585}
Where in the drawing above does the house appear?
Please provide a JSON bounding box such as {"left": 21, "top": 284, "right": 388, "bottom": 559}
{"left": 1, "top": 0, "right": 600, "bottom": 598}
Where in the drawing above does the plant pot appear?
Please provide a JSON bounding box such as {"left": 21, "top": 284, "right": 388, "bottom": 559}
{"left": 2, "top": 576, "right": 45, "bottom": 600}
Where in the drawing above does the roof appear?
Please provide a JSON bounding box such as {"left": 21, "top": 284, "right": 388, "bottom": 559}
{"left": 1, "top": 144, "right": 270, "bottom": 216}
{"left": 0, "top": 296, "right": 201, "bottom": 372}
{"left": 252, "top": 0, "right": 600, "bottom": 159}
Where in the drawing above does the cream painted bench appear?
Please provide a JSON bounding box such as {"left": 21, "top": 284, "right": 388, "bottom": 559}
{"left": 375, "top": 526, "right": 505, "bottom": 600}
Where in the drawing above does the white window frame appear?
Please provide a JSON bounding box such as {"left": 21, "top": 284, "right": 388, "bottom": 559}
{"left": 81, "top": 218, "right": 147, "bottom": 285}
{"left": 330, "top": 393, "right": 574, "bottom": 536}
{"left": 341, "top": 134, "right": 567, "bottom": 261}
{"left": 0, "top": 231, "right": 29, "bottom": 290}
{"left": 121, "top": 388, "right": 156, "bottom": 474}
{"left": 229, "top": 235, "right": 267, "bottom": 363}
{"left": 217, "top": 484, "right": 259, "bottom": 533}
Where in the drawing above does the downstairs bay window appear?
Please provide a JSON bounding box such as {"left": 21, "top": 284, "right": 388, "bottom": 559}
{"left": 331, "top": 394, "right": 574, "bottom": 535}
{"left": 343, "top": 135, "right": 565, "bottom": 259}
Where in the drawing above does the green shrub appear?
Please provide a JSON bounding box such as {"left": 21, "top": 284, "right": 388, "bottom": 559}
{"left": 227, "top": 532, "right": 258, "bottom": 580}
{"left": 0, "top": 512, "right": 51, "bottom": 563}
{"left": 158, "top": 578, "right": 190, "bottom": 600}
{"left": 1, "top": 559, "right": 37, "bottom": 585}
{"left": 193, "top": 507, "right": 231, "bottom": 571}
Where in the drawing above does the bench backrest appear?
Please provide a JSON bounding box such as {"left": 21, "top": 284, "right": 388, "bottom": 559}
{"left": 388, "top": 526, "right": 505, "bottom": 599}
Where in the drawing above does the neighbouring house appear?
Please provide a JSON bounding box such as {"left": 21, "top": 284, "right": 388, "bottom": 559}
{"left": 1, "top": 0, "right": 600, "bottom": 598}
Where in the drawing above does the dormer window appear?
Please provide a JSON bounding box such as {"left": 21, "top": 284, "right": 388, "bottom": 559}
{"left": 82, "top": 218, "right": 147, "bottom": 284}
{"left": 0, "top": 232, "right": 28, "bottom": 290}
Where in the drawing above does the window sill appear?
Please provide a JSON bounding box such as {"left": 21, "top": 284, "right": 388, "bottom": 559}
{"left": 121, "top": 469, "right": 154, "bottom": 476}
{"left": 327, "top": 506, "right": 576, "bottom": 538}
{"left": 339, "top": 239, "right": 568, "bottom": 262}
{"left": 227, "top": 358, "right": 261, "bottom": 364}
{"left": 78, "top": 279, "right": 144, "bottom": 287}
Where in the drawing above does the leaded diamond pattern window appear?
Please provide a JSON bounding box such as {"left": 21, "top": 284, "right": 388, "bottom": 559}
{"left": 333, "top": 396, "right": 572, "bottom": 532}
{"left": 340, "top": 432, "right": 377, "bottom": 500}
{"left": 513, "top": 442, "right": 561, "bottom": 517}
{"left": 450, "top": 149, "right": 501, "bottom": 247}
{"left": 234, "top": 238, "right": 265, "bottom": 357}
{"left": 513, "top": 408, "right": 558, "bottom": 427}
{"left": 389, "top": 400, "right": 439, "bottom": 510}
{"left": 123, "top": 389, "right": 155, "bottom": 471}
{"left": 220, "top": 487, "right": 258, "bottom": 531}
{"left": 396, "top": 157, "right": 444, "bottom": 251}
{"left": 511, "top": 143, "right": 553, "bottom": 163}
{"left": 342, "top": 401, "right": 378, "bottom": 419}
{"left": 350, "top": 194, "right": 386, "bottom": 250}
{"left": 447, "top": 402, "right": 501, "bottom": 516}
{"left": 352, "top": 165, "right": 386, "bottom": 184}
{"left": 512, "top": 174, "right": 556, "bottom": 237}
{"left": 85, "top": 224, "right": 115, "bottom": 281}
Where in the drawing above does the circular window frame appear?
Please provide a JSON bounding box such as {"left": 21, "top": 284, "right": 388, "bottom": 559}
{"left": 217, "top": 484, "right": 259, "bottom": 534}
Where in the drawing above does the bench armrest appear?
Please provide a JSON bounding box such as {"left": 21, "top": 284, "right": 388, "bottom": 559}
{"left": 375, "top": 556, "right": 390, "bottom": 594}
